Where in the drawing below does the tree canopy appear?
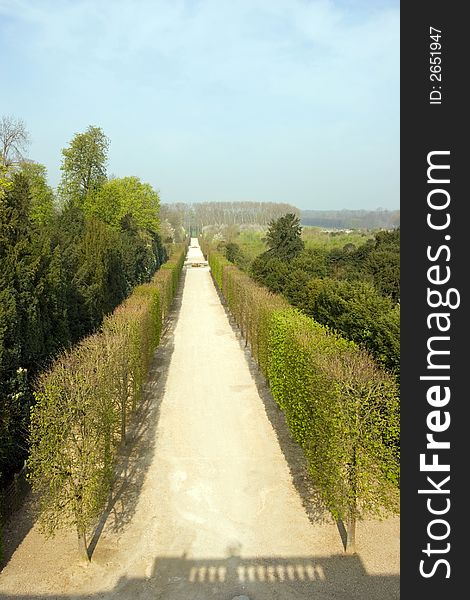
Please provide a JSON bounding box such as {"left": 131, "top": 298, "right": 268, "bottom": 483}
{"left": 59, "top": 126, "right": 109, "bottom": 207}
{"left": 265, "top": 213, "right": 304, "bottom": 260}
{"left": 19, "top": 161, "right": 55, "bottom": 226}
{"left": 84, "top": 176, "right": 160, "bottom": 233}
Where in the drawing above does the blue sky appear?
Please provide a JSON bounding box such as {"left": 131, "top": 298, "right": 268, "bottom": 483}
{"left": 0, "top": 0, "right": 399, "bottom": 210}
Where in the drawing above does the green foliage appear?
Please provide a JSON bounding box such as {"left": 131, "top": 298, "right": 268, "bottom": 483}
{"left": 1, "top": 173, "right": 37, "bottom": 476}
{"left": 73, "top": 217, "right": 128, "bottom": 332}
{"left": 0, "top": 163, "right": 13, "bottom": 197}
{"left": 1, "top": 123, "right": 169, "bottom": 499}
{"left": 19, "top": 161, "right": 55, "bottom": 226}
{"left": 0, "top": 179, "right": 166, "bottom": 485}
{"left": 251, "top": 255, "right": 290, "bottom": 294}
{"left": 299, "top": 278, "right": 400, "bottom": 375}
{"left": 85, "top": 176, "right": 160, "bottom": 233}
{"left": 59, "top": 125, "right": 109, "bottom": 207}
{"left": 265, "top": 213, "right": 304, "bottom": 260}
{"left": 28, "top": 338, "right": 116, "bottom": 546}
{"left": 236, "top": 230, "right": 267, "bottom": 262}
{"left": 204, "top": 244, "right": 400, "bottom": 542}
{"left": 291, "top": 247, "right": 330, "bottom": 278}
{"left": 301, "top": 226, "right": 374, "bottom": 250}
{"left": 306, "top": 349, "right": 400, "bottom": 524}
{"left": 281, "top": 269, "right": 311, "bottom": 308}
{"left": 250, "top": 228, "right": 400, "bottom": 376}
{"left": 28, "top": 243, "right": 187, "bottom": 557}
{"left": 224, "top": 242, "right": 243, "bottom": 264}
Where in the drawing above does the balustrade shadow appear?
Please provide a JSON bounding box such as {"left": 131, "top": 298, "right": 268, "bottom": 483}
{"left": 0, "top": 552, "right": 399, "bottom": 599}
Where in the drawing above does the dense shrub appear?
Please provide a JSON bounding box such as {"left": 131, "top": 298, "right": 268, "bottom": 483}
{"left": 250, "top": 228, "right": 400, "bottom": 377}
{"left": 287, "top": 278, "right": 400, "bottom": 375}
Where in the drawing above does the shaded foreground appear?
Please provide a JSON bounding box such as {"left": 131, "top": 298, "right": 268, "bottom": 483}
{"left": 1, "top": 553, "right": 398, "bottom": 599}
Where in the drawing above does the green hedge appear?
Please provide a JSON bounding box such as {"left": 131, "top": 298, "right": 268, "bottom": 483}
{"left": 27, "top": 243, "right": 187, "bottom": 560}
{"left": 205, "top": 243, "right": 399, "bottom": 551}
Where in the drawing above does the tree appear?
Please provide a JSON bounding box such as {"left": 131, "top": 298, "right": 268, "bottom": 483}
{"left": 28, "top": 337, "right": 116, "bottom": 561}
{"left": 310, "top": 348, "right": 399, "bottom": 552}
{"left": 84, "top": 176, "right": 160, "bottom": 233}
{"left": 73, "top": 218, "right": 128, "bottom": 331}
{"left": 19, "top": 161, "right": 55, "bottom": 226}
{"left": 27, "top": 245, "right": 187, "bottom": 561}
{"left": 265, "top": 213, "right": 304, "bottom": 260}
{"left": 250, "top": 255, "right": 290, "bottom": 294}
{"left": 223, "top": 242, "right": 243, "bottom": 264}
{"left": 0, "top": 173, "right": 36, "bottom": 478}
{"left": 303, "top": 278, "right": 400, "bottom": 375}
{"left": 59, "top": 126, "right": 109, "bottom": 207}
{"left": 1, "top": 162, "right": 11, "bottom": 187}
{"left": 0, "top": 115, "right": 30, "bottom": 166}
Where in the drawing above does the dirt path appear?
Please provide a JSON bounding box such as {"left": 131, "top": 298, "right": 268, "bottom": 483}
{"left": 0, "top": 239, "right": 399, "bottom": 600}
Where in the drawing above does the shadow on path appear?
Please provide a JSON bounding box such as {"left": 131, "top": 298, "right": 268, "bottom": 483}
{"left": 0, "top": 552, "right": 399, "bottom": 600}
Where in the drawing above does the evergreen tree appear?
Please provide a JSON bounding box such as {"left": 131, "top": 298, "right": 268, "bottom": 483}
{"left": 19, "top": 161, "right": 55, "bottom": 226}
{"left": 265, "top": 213, "right": 304, "bottom": 260}
{"left": 0, "top": 173, "right": 35, "bottom": 476}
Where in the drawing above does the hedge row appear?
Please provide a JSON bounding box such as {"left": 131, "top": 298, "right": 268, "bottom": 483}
{"left": 27, "top": 243, "right": 187, "bottom": 560}
{"left": 203, "top": 243, "right": 399, "bottom": 551}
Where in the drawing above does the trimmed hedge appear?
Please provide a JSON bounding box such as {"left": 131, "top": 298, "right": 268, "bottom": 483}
{"left": 27, "top": 242, "right": 187, "bottom": 560}
{"left": 204, "top": 243, "right": 399, "bottom": 551}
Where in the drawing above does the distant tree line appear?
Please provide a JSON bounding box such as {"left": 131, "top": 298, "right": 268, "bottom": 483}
{"left": 301, "top": 209, "right": 400, "bottom": 230}
{"left": 160, "top": 201, "right": 300, "bottom": 238}
{"left": 0, "top": 119, "right": 166, "bottom": 486}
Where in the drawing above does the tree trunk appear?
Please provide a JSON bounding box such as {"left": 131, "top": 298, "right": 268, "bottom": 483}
{"left": 121, "top": 396, "right": 127, "bottom": 445}
{"left": 77, "top": 529, "right": 89, "bottom": 562}
{"left": 345, "top": 512, "right": 356, "bottom": 553}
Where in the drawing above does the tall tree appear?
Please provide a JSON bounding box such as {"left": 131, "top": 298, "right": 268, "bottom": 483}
{"left": 265, "top": 213, "right": 304, "bottom": 260}
{"left": 0, "top": 115, "right": 30, "bottom": 167}
{"left": 73, "top": 218, "right": 128, "bottom": 331}
{"left": 0, "top": 173, "right": 35, "bottom": 477}
{"left": 59, "top": 126, "right": 109, "bottom": 207}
